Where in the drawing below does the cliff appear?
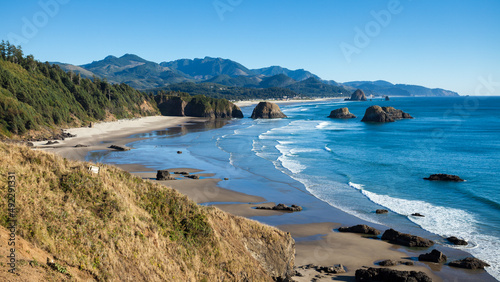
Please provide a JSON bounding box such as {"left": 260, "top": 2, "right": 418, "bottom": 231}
{"left": 0, "top": 143, "right": 294, "bottom": 281}
{"left": 155, "top": 94, "right": 243, "bottom": 119}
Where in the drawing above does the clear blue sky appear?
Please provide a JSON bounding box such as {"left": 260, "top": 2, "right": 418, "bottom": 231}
{"left": 1, "top": 0, "right": 499, "bottom": 95}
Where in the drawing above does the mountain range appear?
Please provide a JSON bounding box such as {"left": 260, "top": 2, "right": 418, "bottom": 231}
{"left": 54, "top": 55, "right": 459, "bottom": 97}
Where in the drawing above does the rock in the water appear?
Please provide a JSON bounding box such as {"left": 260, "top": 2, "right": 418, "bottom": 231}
{"left": 251, "top": 102, "right": 287, "bottom": 119}
{"left": 449, "top": 257, "right": 490, "bottom": 270}
{"left": 379, "top": 260, "right": 414, "bottom": 266}
{"left": 156, "top": 170, "right": 172, "bottom": 180}
{"left": 328, "top": 107, "right": 356, "bottom": 119}
{"left": 345, "top": 89, "right": 367, "bottom": 101}
{"left": 109, "top": 145, "right": 130, "bottom": 151}
{"left": 385, "top": 96, "right": 390, "bottom": 101}
{"left": 177, "top": 151, "right": 182, "bottom": 154}
{"left": 255, "top": 203, "right": 302, "bottom": 212}
{"left": 446, "top": 236, "right": 468, "bottom": 246}
{"left": 381, "top": 229, "right": 434, "bottom": 248}
{"left": 361, "top": 105, "right": 413, "bottom": 122}
{"left": 423, "top": 174, "right": 464, "bottom": 182}
{"left": 174, "top": 171, "right": 189, "bottom": 175}
{"left": 338, "top": 224, "right": 381, "bottom": 235}
{"left": 376, "top": 209, "right": 389, "bottom": 214}
{"left": 355, "top": 267, "right": 432, "bottom": 282}
{"left": 418, "top": 249, "right": 447, "bottom": 263}
{"left": 412, "top": 213, "right": 425, "bottom": 217}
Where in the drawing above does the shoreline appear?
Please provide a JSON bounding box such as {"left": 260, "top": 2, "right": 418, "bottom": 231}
{"left": 35, "top": 115, "right": 496, "bottom": 281}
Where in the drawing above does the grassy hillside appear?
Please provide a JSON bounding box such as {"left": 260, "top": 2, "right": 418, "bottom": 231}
{"left": 0, "top": 143, "right": 294, "bottom": 281}
{"left": 0, "top": 42, "right": 159, "bottom": 139}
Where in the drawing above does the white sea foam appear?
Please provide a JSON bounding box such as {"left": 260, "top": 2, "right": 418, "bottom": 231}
{"left": 348, "top": 182, "right": 500, "bottom": 280}
{"left": 316, "top": 121, "right": 330, "bottom": 129}
{"left": 324, "top": 145, "right": 332, "bottom": 152}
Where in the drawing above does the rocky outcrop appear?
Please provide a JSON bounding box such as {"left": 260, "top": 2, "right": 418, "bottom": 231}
{"left": 449, "top": 257, "right": 490, "bottom": 270}
{"left": 385, "top": 96, "right": 390, "bottom": 101}
{"left": 381, "top": 229, "right": 434, "bottom": 248}
{"left": 155, "top": 95, "right": 243, "bottom": 118}
{"left": 412, "top": 213, "right": 425, "bottom": 217}
{"left": 418, "top": 249, "right": 447, "bottom": 263}
{"left": 156, "top": 170, "right": 172, "bottom": 180}
{"left": 328, "top": 107, "right": 356, "bottom": 119}
{"left": 424, "top": 174, "right": 464, "bottom": 182}
{"left": 109, "top": 145, "right": 131, "bottom": 151}
{"left": 338, "top": 224, "right": 381, "bottom": 235}
{"left": 345, "top": 89, "right": 367, "bottom": 101}
{"left": 447, "top": 236, "right": 468, "bottom": 246}
{"left": 376, "top": 209, "right": 389, "bottom": 214}
{"left": 361, "top": 106, "right": 413, "bottom": 122}
{"left": 355, "top": 267, "right": 432, "bottom": 282}
{"left": 379, "top": 260, "right": 414, "bottom": 266}
{"left": 255, "top": 203, "right": 302, "bottom": 212}
{"left": 251, "top": 102, "right": 287, "bottom": 119}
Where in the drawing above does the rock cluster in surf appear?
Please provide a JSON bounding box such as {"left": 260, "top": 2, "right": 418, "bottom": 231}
{"left": 361, "top": 106, "right": 413, "bottom": 122}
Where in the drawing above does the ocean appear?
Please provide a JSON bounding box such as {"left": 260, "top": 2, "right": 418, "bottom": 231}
{"left": 87, "top": 96, "right": 500, "bottom": 280}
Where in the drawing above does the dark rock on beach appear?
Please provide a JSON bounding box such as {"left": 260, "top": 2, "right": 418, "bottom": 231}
{"left": 185, "top": 175, "right": 200, "bottom": 179}
{"left": 381, "top": 229, "right": 434, "bottom": 248}
{"left": 156, "top": 170, "right": 172, "bottom": 180}
{"left": 338, "top": 224, "right": 381, "bottom": 235}
{"left": 355, "top": 267, "right": 432, "bottom": 282}
{"left": 376, "top": 209, "right": 389, "bottom": 214}
{"left": 109, "top": 145, "right": 130, "bottom": 151}
{"left": 328, "top": 107, "right": 356, "bottom": 119}
{"left": 379, "top": 260, "right": 414, "bottom": 266}
{"left": 424, "top": 174, "right": 464, "bottom": 182}
{"left": 251, "top": 102, "right": 287, "bottom": 119}
{"left": 44, "top": 140, "right": 59, "bottom": 145}
{"left": 446, "top": 236, "right": 468, "bottom": 246}
{"left": 361, "top": 105, "right": 413, "bottom": 122}
{"left": 74, "top": 144, "right": 89, "bottom": 148}
{"left": 255, "top": 203, "right": 302, "bottom": 212}
{"left": 449, "top": 257, "right": 490, "bottom": 270}
{"left": 418, "top": 249, "right": 447, "bottom": 263}
{"left": 345, "top": 89, "right": 367, "bottom": 101}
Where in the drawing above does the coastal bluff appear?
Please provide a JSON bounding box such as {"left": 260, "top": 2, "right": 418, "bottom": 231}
{"left": 0, "top": 143, "right": 294, "bottom": 281}
{"left": 251, "top": 102, "right": 287, "bottom": 119}
{"left": 155, "top": 95, "right": 243, "bottom": 118}
{"left": 361, "top": 105, "right": 413, "bottom": 122}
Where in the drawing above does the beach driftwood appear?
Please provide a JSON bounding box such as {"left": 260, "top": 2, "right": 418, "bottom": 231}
{"left": 338, "top": 224, "right": 380, "bottom": 235}
{"left": 423, "top": 174, "right": 464, "bottom": 181}
{"left": 381, "top": 229, "right": 434, "bottom": 247}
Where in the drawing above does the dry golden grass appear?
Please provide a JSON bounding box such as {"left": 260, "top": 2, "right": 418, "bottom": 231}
{"left": 0, "top": 143, "right": 293, "bottom": 281}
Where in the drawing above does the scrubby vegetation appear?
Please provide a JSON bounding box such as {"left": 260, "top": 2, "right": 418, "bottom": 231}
{"left": 0, "top": 41, "right": 159, "bottom": 139}
{"left": 0, "top": 143, "right": 294, "bottom": 281}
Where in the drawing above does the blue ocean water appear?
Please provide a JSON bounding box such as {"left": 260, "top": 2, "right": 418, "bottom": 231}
{"left": 88, "top": 97, "right": 500, "bottom": 279}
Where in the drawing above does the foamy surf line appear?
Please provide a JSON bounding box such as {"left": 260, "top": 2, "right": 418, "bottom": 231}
{"left": 349, "top": 182, "right": 500, "bottom": 280}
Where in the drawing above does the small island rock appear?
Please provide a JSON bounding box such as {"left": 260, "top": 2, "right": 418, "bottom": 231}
{"left": 345, "top": 89, "right": 367, "bottom": 101}
{"left": 328, "top": 107, "right": 356, "bottom": 119}
{"left": 385, "top": 96, "right": 390, "bottom": 101}
{"left": 355, "top": 267, "right": 432, "bottom": 282}
{"left": 424, "top": 174, "right": 464, "bottom": 182}
{"left": 251, "top": 102, "right": 287, "bottom": 119}
{"left": 376, "top": 209, "right": 389, "bottom": 214}
{"left": 361, "top": 106, "right": 413, "bottom": 122}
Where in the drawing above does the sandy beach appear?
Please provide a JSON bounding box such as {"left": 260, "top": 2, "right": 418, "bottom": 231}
{"left": 35, "top": 115, "right": 496, "bottom": 282}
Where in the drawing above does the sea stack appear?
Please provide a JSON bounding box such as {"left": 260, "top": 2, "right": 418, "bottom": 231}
{"left": 345, "top": 89, "right": 367, "bottom": 101}
{"left": 251, "top": 102, "right": 287, "bottom": 119}
{"left": 361, "top": 106, "right": 413, "bottom": 122}
{"left": 328, "top": 107, "right": 356, "bottom": 119}
{"left": 385, "top": 96, "right": 390, "bottom": 101}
